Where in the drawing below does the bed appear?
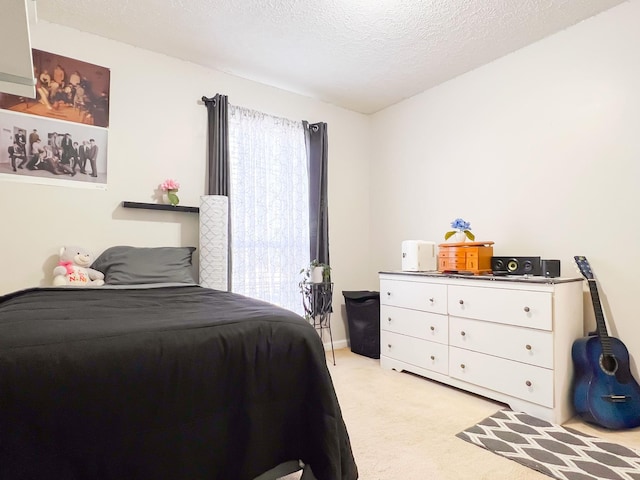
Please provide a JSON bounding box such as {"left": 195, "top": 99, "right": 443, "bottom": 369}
{"left": 0, "top": 246, "right": 358, "bottom": 480}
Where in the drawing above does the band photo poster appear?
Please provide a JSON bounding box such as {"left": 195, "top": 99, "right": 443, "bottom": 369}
{"left": 0, "top": 49, "right": 110, "bottom": 188}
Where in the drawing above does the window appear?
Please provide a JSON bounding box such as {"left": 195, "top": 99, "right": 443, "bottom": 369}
{"left": 228, "top": 105, "right": 309, "bottom": 314}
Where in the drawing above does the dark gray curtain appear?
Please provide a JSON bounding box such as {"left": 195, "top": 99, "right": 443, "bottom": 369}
{"left": 303, "top": 121, "right": 330, "bottom": 270}
{"left": 201, "top": 94, "right": 229, "bottom": 195}
{"left": 202, "top": 94, "right": 231, "bottom": 290}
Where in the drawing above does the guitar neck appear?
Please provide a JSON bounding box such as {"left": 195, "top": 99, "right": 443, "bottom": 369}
{"left": 586, "top": 279, "right": 614, "bottom": 356}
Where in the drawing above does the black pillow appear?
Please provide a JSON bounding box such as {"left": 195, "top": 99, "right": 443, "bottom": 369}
{"left": 92, "top": 246, "right": 196, "bottom": 285}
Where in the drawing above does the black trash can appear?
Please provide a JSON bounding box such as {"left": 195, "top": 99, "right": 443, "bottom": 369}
{"left": 342, "top": 291, "right": 380, "bottom": 359}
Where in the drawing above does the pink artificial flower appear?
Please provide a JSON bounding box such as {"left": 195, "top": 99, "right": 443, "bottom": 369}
{"left": 160, "top": 179, "right": 180, "bottom": 191}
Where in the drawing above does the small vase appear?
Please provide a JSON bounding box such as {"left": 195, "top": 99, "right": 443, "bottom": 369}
{"left": 451, "top": 231, "right": 467, "bottom": 243}
{"left": 311, "top": 266, "right": 324, "bottom": 283}
{"left": 162, "top": 190, "right": 180, "bottom": 206}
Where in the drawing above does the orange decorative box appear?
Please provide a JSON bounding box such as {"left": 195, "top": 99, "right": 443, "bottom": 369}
{"left": 437, "top": 241, "right": 494, "bottom": 275}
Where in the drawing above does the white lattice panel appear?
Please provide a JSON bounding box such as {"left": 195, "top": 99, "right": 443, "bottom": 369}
{"left": 199, "top": 195, "right": 228, "bottom": 291}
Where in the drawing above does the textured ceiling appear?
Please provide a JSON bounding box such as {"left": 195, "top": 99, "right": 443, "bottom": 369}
{"left": 34, "top": 0, "right": 626, "bottom": 114}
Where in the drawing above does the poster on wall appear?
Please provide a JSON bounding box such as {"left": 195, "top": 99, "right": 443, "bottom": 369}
{"left": 0, "top": 49, "right": 110, "bottom": 128}
{"left": 0, "top": 50, "right": 110, "bottom": 189}
{"left": 0, "top": 110, "right": 108, "bottom": 188}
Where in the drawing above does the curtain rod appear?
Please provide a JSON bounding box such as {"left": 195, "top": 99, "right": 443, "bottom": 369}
{"left": 201, "top": 96, "right": 217, "bottom": 105}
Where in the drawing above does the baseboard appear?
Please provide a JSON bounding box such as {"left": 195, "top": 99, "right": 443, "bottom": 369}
{"left": 323, "top": 339, "right": 348, "bottom": 351}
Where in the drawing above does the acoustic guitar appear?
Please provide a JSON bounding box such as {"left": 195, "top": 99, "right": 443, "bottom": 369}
{"left": 572, "top": 256, "right": 640, "bottom": 429}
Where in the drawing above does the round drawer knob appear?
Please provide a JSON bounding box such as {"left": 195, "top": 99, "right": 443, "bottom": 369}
{"left": 429, "top": 297, "right": 434, "bottom": 303}
{"left": 524, "top": 306, "right": 530, "bottom": 313}
{"left": 460, "top": 364, "right": 466, "bottom": 369}
{"left": 387, "top": 344, "right": 392, "bottom": 349}
{"left": 460, "top": 331, "right": 466, "bottom": 336}
{"left": 526, "top": 380, "right": 532, "bottom": 387}
{"left": 525, "top": 344, "right": 532, "bottom": 350}
{"left": 430, "top": 326, "right": 435, "bottom": 331}
{"left": 430, "top": 355, "right": 435, "bottom": 360}
{"left": 387, "top": 291, "right": 391, "bottom": 296}
{"left": 387, "top": 317, "right": 392, "bottom": 322}
{"left": 459, "top": 299, "right": 464, "bottom": 305}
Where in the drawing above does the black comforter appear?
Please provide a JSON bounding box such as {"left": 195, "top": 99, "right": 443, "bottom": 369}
{"left": 0, "top": 286, "right": 358, "bottom": 480}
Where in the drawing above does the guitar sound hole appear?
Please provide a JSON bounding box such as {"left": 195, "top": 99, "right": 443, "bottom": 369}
{"left": 599, "top": 354, "right": 618, "bottom": 376}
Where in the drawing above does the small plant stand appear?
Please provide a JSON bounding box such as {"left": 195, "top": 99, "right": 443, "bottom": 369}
{"left": 300, "top": 281, "right": 335, "bottom": 365}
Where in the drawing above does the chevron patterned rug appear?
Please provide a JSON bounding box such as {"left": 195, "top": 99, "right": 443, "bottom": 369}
{"left": 457, "top": 409, "right": 640, "bottom": 480}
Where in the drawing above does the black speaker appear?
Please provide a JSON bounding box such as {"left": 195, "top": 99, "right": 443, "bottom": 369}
{"left": 541, "top": 259, "right": 561, "bottom": 278}
{"left": 491, "top": 256, "right": 541, "bottom": 275}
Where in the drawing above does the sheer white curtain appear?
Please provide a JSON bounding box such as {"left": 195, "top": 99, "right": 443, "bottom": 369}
{"left": 228, "top": 105, "right": 309, "bottom": 314}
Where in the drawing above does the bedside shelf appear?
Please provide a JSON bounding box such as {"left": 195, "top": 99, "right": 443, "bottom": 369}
{"left": 122, "top": 201, "right": 199, "bottom": 213}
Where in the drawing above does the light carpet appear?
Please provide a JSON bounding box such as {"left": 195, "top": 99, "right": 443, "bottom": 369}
{"left": 282, "top": 349, "right": 640, "bottom": 480}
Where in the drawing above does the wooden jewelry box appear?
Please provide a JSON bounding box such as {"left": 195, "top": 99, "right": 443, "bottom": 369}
{"left": 437, "top": 241, "right": 494, "bottom": 275}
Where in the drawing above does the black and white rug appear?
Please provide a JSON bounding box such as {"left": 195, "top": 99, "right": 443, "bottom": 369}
{"left": 457, "top": 409, "right": 640, "bottom": 480}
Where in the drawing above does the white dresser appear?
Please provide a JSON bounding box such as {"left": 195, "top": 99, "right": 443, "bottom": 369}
{"left": 379, "top": 272, "right": 584, "bottom": 424}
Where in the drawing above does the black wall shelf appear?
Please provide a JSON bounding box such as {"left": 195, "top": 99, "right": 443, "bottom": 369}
{"left": 122, "top": 201, "right": 199, "bottom": 213}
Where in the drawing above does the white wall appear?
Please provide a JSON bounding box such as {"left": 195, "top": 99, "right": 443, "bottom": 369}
{"left": 0, "top": 20, "right": 373, "bottom": 346}
{"left": 6, "top": 2, "right": 637, "bottom": 359}
{"left": 371, "top": 1, "right": 640, "bottom": 375}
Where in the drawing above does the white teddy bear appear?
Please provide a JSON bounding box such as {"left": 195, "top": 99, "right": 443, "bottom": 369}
{"left": 52, "top": 246, "right": 105, "bottom": 287}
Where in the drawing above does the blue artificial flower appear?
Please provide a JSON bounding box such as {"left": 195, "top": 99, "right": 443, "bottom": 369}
{"left": 451, "top": 218, "right": 471, "bottom": 231}
{"left": 445, "top": 218, "right": 475, "bottom": 241}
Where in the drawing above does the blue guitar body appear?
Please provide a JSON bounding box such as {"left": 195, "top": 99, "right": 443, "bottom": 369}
{"left": 572, "top": 256, "right": 640, "bottom": 430}
{"left": 572, "top": 334, "right": 640, "bottom": 429}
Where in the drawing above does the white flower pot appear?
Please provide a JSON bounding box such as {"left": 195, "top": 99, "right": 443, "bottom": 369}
{"left": 311, "top": 266, "right": 324, "bottom": 283}
{"left": 450, "top": 231, "right": 467, "bottom": 243}
{"left": 162, "top": 190, "right": 180, "bottom": 206}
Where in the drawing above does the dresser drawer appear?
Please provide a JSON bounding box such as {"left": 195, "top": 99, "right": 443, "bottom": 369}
{"left": 381, "top": 305, "right": 448, "bottom": 344}
{"left": 448, "top": 285, "right": 552, "bottom": 330}
{"left": 438, "top": 258, "right": 466, "bottom": 271}
{"left": 449, "top": 347, "right": 553, "bottom": 407}
{"left": 439, "top": 249, "right": 466, "bottom": 259}
{"left": 465, "top": 257, "right": 479, "bottom": 271}
{"left": 380, "top": 279, "right": 447, "bottom": 314}
{"left": 449, "top": 317, "right": 553, "bottom": 368}
{"left": 381, "top": 331, "right": 448, "bottom": 375}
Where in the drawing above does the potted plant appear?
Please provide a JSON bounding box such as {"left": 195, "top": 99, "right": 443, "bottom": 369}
{"left": 444, "top": 218, "right": 475, "bottom": 242}
{"left": 299, "top": 259, "right": 331, "bottom": 284}
{"left": 160, "top": 178, "right": 180, "bottom": 206}
{"left": 299, "top": 259, "right": 333, "bottom": 324}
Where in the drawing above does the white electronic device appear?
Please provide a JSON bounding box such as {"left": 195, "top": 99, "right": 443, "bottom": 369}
{"left": 401, "top": 240, "right": 437, "bottom": 271}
